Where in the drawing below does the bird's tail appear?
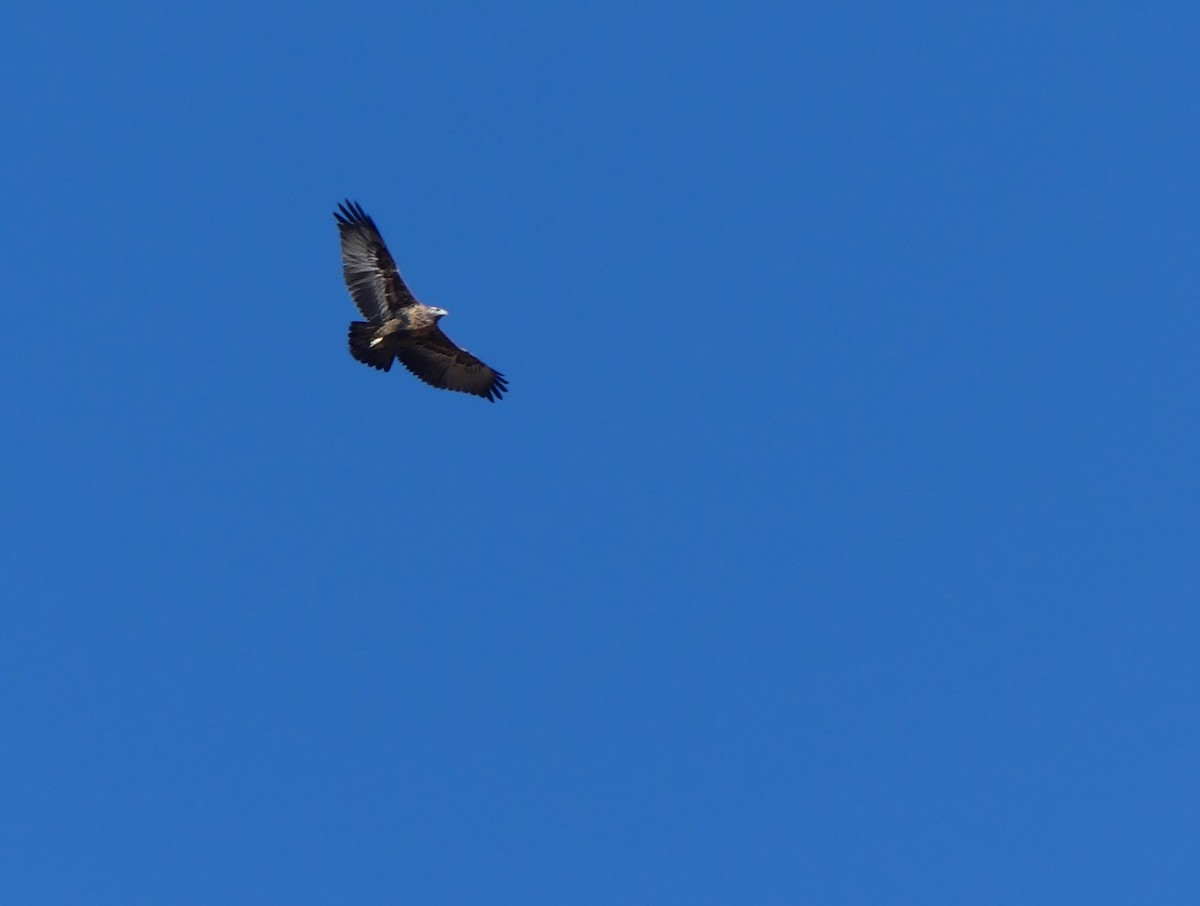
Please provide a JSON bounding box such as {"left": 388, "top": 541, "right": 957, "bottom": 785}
{"left": 348, "top": 321, "right": 394, "bottom": 371}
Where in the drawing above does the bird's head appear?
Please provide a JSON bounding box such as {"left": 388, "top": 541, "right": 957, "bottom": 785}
{"left": 429, "top": 306, "right": 449, "bottom": 319}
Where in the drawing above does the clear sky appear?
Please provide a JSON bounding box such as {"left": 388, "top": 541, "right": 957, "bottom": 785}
{"left": 2, "top": 2, "right": 1197, "bottom": 903}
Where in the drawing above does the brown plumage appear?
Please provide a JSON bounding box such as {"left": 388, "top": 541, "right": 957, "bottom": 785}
{"left": 334, "top": 200, "right": 508, "bottom": 402}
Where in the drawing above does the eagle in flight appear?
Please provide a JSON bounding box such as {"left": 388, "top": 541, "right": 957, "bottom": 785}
{"left": 334, "top": 200, "right": 508, "bottom": 402}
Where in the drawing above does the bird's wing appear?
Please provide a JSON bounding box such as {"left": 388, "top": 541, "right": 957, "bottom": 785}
{"left": 394, "top": 326, "right": 508, "bottom": 402}
{"left": 334, "top": 200, "right": 417, "bottom": 319}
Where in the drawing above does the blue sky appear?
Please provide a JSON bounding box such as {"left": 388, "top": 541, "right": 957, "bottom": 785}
{"left": 2, "top": 1, "right": 1198, "bottom": 902}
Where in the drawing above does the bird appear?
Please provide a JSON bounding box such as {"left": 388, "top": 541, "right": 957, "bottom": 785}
{"left": 334, "top": 200, "right": 508, "bottom": 402}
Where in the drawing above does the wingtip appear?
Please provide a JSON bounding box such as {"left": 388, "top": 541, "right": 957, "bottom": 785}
{"left": 491, "top": 372, "right": 509, "bottom": 402}
{"left": 334, "top": 199, "right": 371, "bottom": 227}
{"left": 485, "top": 374, "right": 509, "bottom": 402}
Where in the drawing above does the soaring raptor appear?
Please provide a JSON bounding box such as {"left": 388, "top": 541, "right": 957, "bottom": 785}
{"left": 334, "top": 200, "right": 507, "bottom": 401}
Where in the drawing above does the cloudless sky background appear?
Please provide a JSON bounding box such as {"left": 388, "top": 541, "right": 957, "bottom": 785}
{"left": 2, "top": 1, "right": 1197, "bottom": 902}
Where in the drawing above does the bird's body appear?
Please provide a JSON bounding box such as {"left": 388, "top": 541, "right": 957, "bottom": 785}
{"left": 334, "top": 200, "right": 507, "bottom": 401}
{"left": 374, "top": 306, "right": 442, "bottom": 336}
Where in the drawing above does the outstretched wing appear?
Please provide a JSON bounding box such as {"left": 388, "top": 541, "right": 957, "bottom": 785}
{"left": 334, "top": 200, "right": 417, "bottom": 319}
{"left": 394, "top": 326, "right": 508, "bottom": 402}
